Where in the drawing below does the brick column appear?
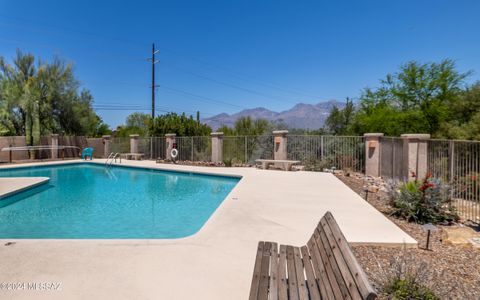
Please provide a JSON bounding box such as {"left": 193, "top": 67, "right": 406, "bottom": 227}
{"left": 51, "top": 134, "right": 59, "bottom": 159}
{"left": 401, "top": 134, "right": 430, "bottom": 181}
{"left": 102, "top": 135, "right": 111, "bottom": 157}
{"left": 364, "top": 133, "right": 383, "bottom": 177}
{"left": 165, "top": 133, "right": 176, "bottom": 160}
{"left": 130, "top": 134, "right": 139, "bottom": 154}
{"left": 273, "top": 130, "right": 288, "bottom": 161}
{"left": 211, "top": 132, "right": 223, "bottom": 163}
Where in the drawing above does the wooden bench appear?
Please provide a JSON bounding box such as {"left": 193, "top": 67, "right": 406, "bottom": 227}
{"left": 255, "top": 159, "right": 301, "bottom": 171}
{"left": 249, "top": 212, "right": 377, "bottom": 300}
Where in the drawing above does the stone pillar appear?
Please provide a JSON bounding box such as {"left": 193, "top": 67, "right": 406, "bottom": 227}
{"left": 165, "top": 133, "right": 176, "bottom": 160}
{"left": 401, "top": 134, "right": 430, "bottom": 181}
{"left": 102, "top": 135, "right": 111, "bottom": 157}
{"left": 211, "top": 132, "right": 224, "bottom": 163}
{"left": 51, "top": 134, "right": 59, "bottom": 159}
{"left": 130, "top": 134, "right": 139, "bottom": 154}
{"left": 273, "top": 130, "right": 288, "bottom": 161}
{"left": 364, "top": 133, "right": 383, "bottom": 177}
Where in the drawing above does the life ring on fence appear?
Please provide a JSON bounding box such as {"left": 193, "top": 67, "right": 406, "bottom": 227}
{"left": 170, "top": 148, "right": 179, "bottom": 159}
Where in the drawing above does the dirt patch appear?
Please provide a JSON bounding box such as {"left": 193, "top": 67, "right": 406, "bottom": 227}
{"left": 336, "top": 174, "right": 480, "bottom": 299}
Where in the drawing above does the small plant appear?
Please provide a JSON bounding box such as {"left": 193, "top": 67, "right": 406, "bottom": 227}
{"left": 384, "top": 277, "right": 439, "bottom": 300}
{"left": 376, "top": 246, "right": 440, "bottom": 300}
{"left": 223, "top": 158, "right": 232, "bottom": 167}
{"left": 389, "top": 173, "right": 459, "bottom": 224}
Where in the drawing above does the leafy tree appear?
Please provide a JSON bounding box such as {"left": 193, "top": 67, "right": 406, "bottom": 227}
{"left": 439, "top": 82, "right": 480, "bottom": 139}
{"left": 148, "top": 112, "right": 211, "bottom": 136}
{"left": 217, "top": 116, "right": 270, "bottom": 136}
{"left": 325, "top": 98, "right": 355, "bottom": 135}
{"left": 0, "top": 49, "right": 108, "bottom": 141}
{"left": 352, "top": 60, "right": 470, "bottom": 136}
{"left": 115, "top": 112, "right": 151, "bottom": 137}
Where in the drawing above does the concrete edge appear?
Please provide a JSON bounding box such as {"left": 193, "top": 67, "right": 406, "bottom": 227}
{"left": 0, "top": 177, "right": 50, "bottom": 199}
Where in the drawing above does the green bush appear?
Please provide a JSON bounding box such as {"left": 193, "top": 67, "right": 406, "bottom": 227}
{"left": 223, "top": 158, "right": 232, "bottom": 167}
{"left": 384, "top": 278, "right": 439, "bottom": 300}
{"left": 390, "top": 174, "right": 459, "bottom": 224}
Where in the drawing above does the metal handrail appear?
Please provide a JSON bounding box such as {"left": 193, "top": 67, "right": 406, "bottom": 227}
{"left": 105, "top": 152, "right": 121, "bottom": 167}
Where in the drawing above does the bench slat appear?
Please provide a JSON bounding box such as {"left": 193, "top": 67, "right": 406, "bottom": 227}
{"left": 278, "top": 245, "right": 288, "bottom": 300}
{"left": 270, "top": 242, "right": 279, "bottom": 300}
{"left": 293, "top": 247, "right": 309, "bottom": 300}
{"left": 249, "top": 242, "right": 264, "bottom": 300}
{"left": 320, "top": 218, "right": 363, "bottom": 300}
{"left": 317, "top": 227, "right": 353, "bottom": 300}
{"left": 324, "top": 212, "right": 377, "bottom": 300}
{"left": 258, "top": 242, "right": 272, "bottom": 300}
{"left": 307, "top": 237, "right": 336, "bottom": 300}
{"left": 313, "top": 229, "right": 345, "bottom": 300}
{"left": 286, "top": 246, "right": 300, "bottom": 300}
{"left": 300, "top": 246, "right": 321, "bottom": 300}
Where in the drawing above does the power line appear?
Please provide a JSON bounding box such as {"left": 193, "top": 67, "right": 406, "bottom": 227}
{"left": 162, "top": 63, "right": 300, "bottom": 104}
{"left": 0, "top": 15, "right": 348, "bottom": 101}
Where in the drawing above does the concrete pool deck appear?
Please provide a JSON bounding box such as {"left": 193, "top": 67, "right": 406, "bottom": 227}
{"left": 0, "top": 159, "right": 416, "bottom": 300}
{"left": 0, "top": 177, "right": 49, "bottom": 199}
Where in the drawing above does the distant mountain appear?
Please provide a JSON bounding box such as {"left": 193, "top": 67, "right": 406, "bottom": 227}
{"left": 203, "top": 100, "right": 345, "bottom": 130}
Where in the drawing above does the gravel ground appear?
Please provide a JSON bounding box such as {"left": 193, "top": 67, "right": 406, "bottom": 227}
{"left": 336, "top": 174, "right": 480, "bottom": 299}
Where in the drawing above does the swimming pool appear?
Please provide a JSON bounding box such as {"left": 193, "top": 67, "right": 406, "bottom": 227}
{"left": 0, "top": 163, "right": 239, "bottom": 239}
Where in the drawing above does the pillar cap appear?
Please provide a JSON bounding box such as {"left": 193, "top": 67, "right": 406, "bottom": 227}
{"left": 363, "top": 133, "right": 384, "bottom": 137}
{"left": 401, "top": 134, "right": 431, "bottom": 140}
{"left": 102, "top": 135, "right": 111, "bottom": 139}
{"left": 272, "top": 130, "right": 289, "bottom": 135}
{"left": 129, "top": 134, "right": 140, "bottom": 138}
{"left": 51, "top": 133, "right": 59, "bottom": 137}
{"left": 211, "top": 132, "right": 224, "bottom": 137}
{"left": 165, "top": 133, "right": 176, "bottom": 137}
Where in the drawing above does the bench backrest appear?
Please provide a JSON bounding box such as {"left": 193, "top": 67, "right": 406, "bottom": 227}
{"left": 306, "top": 211, "right": 376, "bottom": 300}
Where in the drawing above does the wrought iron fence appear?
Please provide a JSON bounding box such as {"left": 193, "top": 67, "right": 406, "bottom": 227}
{"left": 174, "top": 136, "right": 211, "bottom": 162}
{"left": 287, "top": 135, "right": 365, "bottom": 172}
{"left": 428, "top": 139, "right": 480, "bottom": 222}
{"left": 223, "top": 135, "right": 274, "bottom": 164}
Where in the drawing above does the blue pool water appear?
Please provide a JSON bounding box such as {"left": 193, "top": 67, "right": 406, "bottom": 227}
{"left": 0, "top": 163, "right": 239, "bottom": 238}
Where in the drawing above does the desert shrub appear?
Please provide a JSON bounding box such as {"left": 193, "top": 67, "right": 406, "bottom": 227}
{"left": 389, "top": 174, "right": 459, "bottom": 224}
{"left": 377, "top": 247, "right": 440, "bottom": 300}
{"left": 384, "top": 278, "right": 439, "bottom": 300}
{"left": 223, "top": 158, "right": 232, "bottom": 167}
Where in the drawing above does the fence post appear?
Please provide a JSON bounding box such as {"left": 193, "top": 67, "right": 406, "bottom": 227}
{"left": 51, "top": 134, "right": 59, "bottom": 159}
{"left": 211, "top": 132, "right": 224, "bottom": 163}
{"left": 273, "top": 130, "right": 288, "bottom": 160}
{"left": 364, "top": 133, "right": 383, "bottom": 177}
{"left": 102, "top": 135, "right": 111, "bottom": 158}
{"left": 165, "top": 133, "right": 176, "bottom": 160}
{"left": 191, "top": 137, "right": 194, "bottom": 161}
{"left": 401, "top": 134, "right": 430, "bottom": 181}
{"left": 130, "top": 134, "right": 139, "bottom": 154}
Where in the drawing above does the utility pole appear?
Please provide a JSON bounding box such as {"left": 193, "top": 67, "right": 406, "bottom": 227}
{"left": 148, "top": 43, "right": 160, "bottom": 119}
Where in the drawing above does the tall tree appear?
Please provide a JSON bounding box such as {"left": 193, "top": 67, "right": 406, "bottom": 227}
{"left": 148, "top": 112, "right": 211, "bottom": 136}
{"left": 352, "top": 60, "right": 470, "bottom": 136}
{"left": 0, "top": 49, "right": 108, "bottom": 140}
{"left": 325, "top": 98, "right": 355, "bottom": 135}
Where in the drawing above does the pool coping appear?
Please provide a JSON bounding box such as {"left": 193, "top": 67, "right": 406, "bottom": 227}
{"left": 0, "top": 176, "right": 50, "bottom": 199}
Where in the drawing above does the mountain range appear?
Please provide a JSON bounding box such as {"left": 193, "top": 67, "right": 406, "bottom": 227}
{"left": 202, "top": 100, "right": 345, "bottom": 130}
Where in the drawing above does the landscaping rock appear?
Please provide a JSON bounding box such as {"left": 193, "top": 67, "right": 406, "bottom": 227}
{"left": 442, "top": 226, "right": 480, "bottom": 248}
{"left": 368, "top": 185, "right": 379, "bottom": 193}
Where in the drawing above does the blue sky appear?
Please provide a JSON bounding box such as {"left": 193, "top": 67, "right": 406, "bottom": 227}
{"left": 1, "top": 0, "right": 479, "bottom": 127}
